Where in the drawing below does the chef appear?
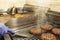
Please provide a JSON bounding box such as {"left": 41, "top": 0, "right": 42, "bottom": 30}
{"left": 0, "top": 23, "right": 15, "bottom": 35}
{"left": 0, "top": 23, "right": 15, "bottom": 40}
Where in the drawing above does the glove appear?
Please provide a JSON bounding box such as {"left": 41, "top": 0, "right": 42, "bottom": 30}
{"left": 0, "top": 23, "right": 15, "bottom": 35}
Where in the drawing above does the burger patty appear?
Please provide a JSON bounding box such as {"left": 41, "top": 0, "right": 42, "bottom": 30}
{"left": 52, "top": 28, "right": 60, "bottom": 35}
{"left": 29, "top": 27, "right": 44, "bottom": 35}
{"left": 41, "top": 33, "right": 57, "bottom": 40}
{"left": 41, "top": 24, "right": 53, "bottom": 30}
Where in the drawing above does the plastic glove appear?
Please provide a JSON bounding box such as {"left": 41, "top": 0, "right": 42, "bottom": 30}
{"left": 0, "top": 23, "right": 15, "bottom": 35}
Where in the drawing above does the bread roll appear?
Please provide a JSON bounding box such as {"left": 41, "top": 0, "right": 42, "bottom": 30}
{"left": 41, "top": 24, "right": 53, "bottom": 30}
{"left": 41, "top": 33, "right": 57, "bottom": 40}
{"left": 14, "top": 14, "right": 24, "bottom": 18}
{"left": 52, "top": 28, "right": 60, "bottom": 35}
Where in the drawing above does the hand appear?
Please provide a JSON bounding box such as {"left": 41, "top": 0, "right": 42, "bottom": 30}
{"left": 0, "top": 23, "right": 15, "bottom": 35}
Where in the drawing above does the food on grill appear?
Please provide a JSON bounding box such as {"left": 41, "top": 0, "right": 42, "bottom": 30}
{"left": 29, "top": 27, "right": 44, "bottom": 35}
{"left": 41, "top": 24, "right": 53, "bottom": 30}
{"left": 12, "top": 13, "right": 31, "bottom": 18}
{"left": 41, "top": 33, "right": 57, "bottom": 40}
{"left": 13, "top": 14, "right": 24, "bottom": 18}
{"left": 52, "top": 28, "right": 60, "bottom": 35}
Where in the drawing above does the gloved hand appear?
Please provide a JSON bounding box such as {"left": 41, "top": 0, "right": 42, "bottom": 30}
{"left": 0, "top": 23, "right": 15, "bottom": 35}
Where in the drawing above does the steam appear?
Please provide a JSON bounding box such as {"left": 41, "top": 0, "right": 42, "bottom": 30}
{"left": 34, "top": 6, "right": 48, "bottom": 27}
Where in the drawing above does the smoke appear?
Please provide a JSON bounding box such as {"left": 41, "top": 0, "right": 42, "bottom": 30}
{"left": 34, "top": 6, "right": 48, "bottom": 27}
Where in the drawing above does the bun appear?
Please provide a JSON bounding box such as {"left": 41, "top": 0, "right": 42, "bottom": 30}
{"left": 14, "top": 14, "right": 24, "bottom": 18}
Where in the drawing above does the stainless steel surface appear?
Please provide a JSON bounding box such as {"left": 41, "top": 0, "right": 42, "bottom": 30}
{"left": 7, "top": 7, "right": 17, "bottom": 15}
{"left": 0, "top": 15, "right": 11, "bottom": 24}
{"left": 17, "top": 7, "right": 23, "bottom": 13}
{"left": 4, "top": 34, "right": 11, "bottom": 40}
{"left": 15, "top": 27, "right": 33, "bottom": 37}
{"left": 0, "top": 9, "right": 7, "bottom": 13}
{"left": 13, "top": 36, "right": 38, "bottom": 40}
{"left": 4, "top": 33, "right": 13, "bottom": 40}
{"left": 5, "top": 14, "right": 37, "bottom": 29}
{"left": 46, "top": 10, "right": 60, "bottom": 27}
{"left": 4, "top": 13, "right": 37, "bottom": 38}
{"left": 13, "top": 24, "right": 39, "bottom": 40}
